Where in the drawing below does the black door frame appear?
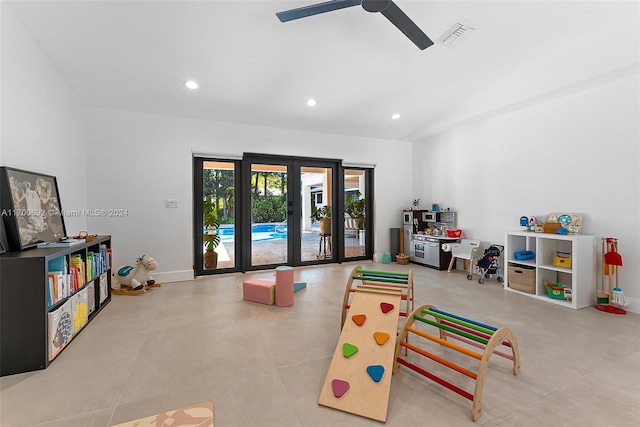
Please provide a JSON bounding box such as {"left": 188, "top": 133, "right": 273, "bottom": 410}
{"left": 193, "top": 156, "right": 242, "bottom": 276}
{"left": 193, "top": 154, "right": 373, "bottom": 276}
{"left": 342, "top": 166, "right": 374, "bottom": 263}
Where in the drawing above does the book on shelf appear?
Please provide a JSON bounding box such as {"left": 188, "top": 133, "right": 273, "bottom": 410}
{"left": 87, "top": 282, "right": 96, "bottom": 314}
{"left": 56, "top": 272, "right": 68, "bottom": 301}
{"left": 48, "top": 257, "right": 67, "bottom": 274}
{"left": 99, "top": 273, "right": 108, "bottom": 304}
{"left": 69, "top": 255, "right": 85, "bottom": 289}
{"left": 37, "top": 239, "right": 85, "bottom": 249}
{"left": 47, "top": 274, "right": 55, "bottom": 308}
{"left": 86, "top": 254, "right": 93, "bottom": 282}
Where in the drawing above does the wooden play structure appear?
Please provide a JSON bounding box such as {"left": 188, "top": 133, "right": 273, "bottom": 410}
{"left": 341, "top": 265, "right": 413, "bottom": 328}
{"left": 320, "top": 267, "right": 519, "bottom": 422}
{"left": 393, "top": 305, "right": 521, "bottom": 421}
{"left": 318, "top": 284, "right": 402, "bottom": 422}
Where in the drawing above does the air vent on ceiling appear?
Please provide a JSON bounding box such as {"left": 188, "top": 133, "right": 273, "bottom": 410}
{"left": 437, "top": 20, "right": 477, "bottom": 48}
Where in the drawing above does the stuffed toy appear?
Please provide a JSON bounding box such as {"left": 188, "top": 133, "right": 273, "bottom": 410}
{"left": 112, "top": 254, "right": 160, "bottom": 295}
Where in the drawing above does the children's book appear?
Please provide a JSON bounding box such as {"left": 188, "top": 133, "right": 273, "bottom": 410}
{"left": 71, "top": 288, "right": 89, "bottom": 334}
{"left": 87, "top": 282, "right": 96, "bottom": 315}
{"left": 99, "top": 273, "right": 108, "bottom": 304}
{"left": 48, "top": 300, "right": 73, "bottom": 361}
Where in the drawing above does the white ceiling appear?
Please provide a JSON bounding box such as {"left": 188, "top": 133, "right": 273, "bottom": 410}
{"left": 6, "top": 0, "right": 639, "bottom": 142}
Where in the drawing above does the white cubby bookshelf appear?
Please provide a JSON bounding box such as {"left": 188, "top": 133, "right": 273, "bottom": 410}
{"left": 504, "top": 231, "right": 596, "bottom": 309}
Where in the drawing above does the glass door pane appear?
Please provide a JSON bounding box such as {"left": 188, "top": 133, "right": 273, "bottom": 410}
{"left": 301, "top": 166, "right": 333, "bottom": 262}
{"left": 344, "top": 169, "right": 366, "bottom": 258}
{"left": 203, "top": 161, "right": 236, "bottom": 270}
{"left": 250, "top": 163, "right": 288, "bottom": 266}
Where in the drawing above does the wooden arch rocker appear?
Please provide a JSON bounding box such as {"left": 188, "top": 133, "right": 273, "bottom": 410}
{"left": 393, "top": 304, "right": 521, "bottom": 421}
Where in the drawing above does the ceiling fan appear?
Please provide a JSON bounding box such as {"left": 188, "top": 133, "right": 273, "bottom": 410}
{"left": 276, "top": 0, "right": 434, "bottom": 50}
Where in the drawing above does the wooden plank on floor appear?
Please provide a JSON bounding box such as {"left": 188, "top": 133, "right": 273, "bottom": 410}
{"left": 318, "top": 287, "right": 402, "bottom": 422}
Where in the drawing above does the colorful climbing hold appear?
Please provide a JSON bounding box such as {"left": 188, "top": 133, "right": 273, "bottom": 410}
{"left": 366, "top": 365, "right": 385, "bottom": 383}
{"left": 342, "top": 343, "right": 359, "bottom": 358}
{"left": 373, "top": 332, "right": 390, "bottom": 346}
{"left": 380, "top": 302, "right": 394, "bottom": 313}
{"left": 331, "top": 379, "right": 350, "bottom": 398}
{"left": 352, "top": 314, "right": 367, "bottom": 326}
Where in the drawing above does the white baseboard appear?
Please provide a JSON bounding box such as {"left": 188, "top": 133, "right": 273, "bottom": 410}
{"left": 153, "top": 269, "right": 194, "bottom": 284}
{"left": 622, "top": 296, "right": 639, "bottom": 314}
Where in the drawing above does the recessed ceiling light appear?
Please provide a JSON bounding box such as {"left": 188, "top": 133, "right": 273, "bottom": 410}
{"left": 184, "top": 80, "right": 199, "bottom": 90}
{"left": 392, "top": 113, "right": 401, "bottom": 120}
{"left": 306, "top": 98, "right": 317, "bottom": 107}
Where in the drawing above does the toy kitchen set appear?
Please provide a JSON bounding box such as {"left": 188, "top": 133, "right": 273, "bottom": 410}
{"left": 402, "top": 206, "right": 460, "bottom": 270}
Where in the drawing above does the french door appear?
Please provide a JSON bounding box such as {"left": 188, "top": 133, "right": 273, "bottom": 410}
{"left": 241, "top": 154, "right": 340, "bottom": 271}
{"left": 196, "top": 154, "right": 368, "bottom": 275}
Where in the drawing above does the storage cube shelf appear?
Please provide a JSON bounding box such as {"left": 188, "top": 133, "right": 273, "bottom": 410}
{"left": 0, "top": 236, "right": 112, "bottom": 376}
{"left": 504, "top": 231, "right": 596, "bottom": 309}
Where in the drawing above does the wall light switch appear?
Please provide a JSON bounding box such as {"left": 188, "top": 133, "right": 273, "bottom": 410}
{"left": 165, "top": 199, "right": 178, "bottom": 208}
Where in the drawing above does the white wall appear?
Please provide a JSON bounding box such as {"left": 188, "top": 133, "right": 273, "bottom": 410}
{"left": 0, "top": 4, "right": 88, "bottom": 234}
{"left": 85, "top": 108, "right": 413, "bottom": 282}
{"left": 4, "top": 1, "right": 638, "bottom": 314}
{"left": 413, "top": 73, "right": 640, "bottom": 312}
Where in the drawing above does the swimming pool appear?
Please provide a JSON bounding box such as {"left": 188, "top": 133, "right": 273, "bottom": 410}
{"left": 218, "top": 223, "right": 287, "bottom": 242}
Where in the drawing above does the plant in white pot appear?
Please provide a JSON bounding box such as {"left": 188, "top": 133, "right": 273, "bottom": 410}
{"left": 311, "top": 205, "right": 332, "bottom": 235}
{"left": 203, "top": 200, "right": 221, "bottom": 269}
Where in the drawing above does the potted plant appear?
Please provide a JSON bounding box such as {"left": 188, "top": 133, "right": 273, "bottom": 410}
{"left": 412, "top": 199, "right": 421, "bottom": 210}
{"left": 203, "top": 200, "right": 221, "bottom": 269}
{"left": 311, "top": 204, "right": 332, "bottom": 235}
{"left": 345, "top": 194, "right": 366, "bottom": 230}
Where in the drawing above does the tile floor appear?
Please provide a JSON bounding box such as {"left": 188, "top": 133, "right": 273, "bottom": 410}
{"left": 1, "top": 261, "right": 638, "bottom": 427}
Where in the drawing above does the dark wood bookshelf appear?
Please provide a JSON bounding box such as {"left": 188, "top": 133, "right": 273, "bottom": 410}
{"left": 0, "top": 235, "right": 112, "bottom": 376}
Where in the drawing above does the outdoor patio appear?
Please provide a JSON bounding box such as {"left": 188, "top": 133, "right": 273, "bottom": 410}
{"left": 210, "top": 226, "right": 365, "bottom": 269}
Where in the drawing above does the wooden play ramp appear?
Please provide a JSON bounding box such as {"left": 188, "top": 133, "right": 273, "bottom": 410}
{"left": 318, "top": 285, "right": 402, "bottom": 422}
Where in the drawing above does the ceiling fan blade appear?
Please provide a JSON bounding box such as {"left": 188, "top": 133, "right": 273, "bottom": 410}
{"left": 276, "top": 0, "right": 361, "bottom": 23}
{"left": 380, "top": 1, "right": 434, "bottom": 50}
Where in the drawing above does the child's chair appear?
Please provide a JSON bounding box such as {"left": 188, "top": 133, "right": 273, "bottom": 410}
{"left": 448, "top": 239, "right": 481, "bottom": 280}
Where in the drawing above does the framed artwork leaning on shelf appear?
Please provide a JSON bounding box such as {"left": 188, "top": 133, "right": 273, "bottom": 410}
{"left": 0, "top": 166, "right": 67, "bottom": 251}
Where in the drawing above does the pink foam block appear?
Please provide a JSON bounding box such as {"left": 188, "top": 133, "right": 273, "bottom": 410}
{"left": 275, "top": 266, "right": 294, "bottom": 307}
{"left": 242, "top": 279, "right": 275, "bottom": 305}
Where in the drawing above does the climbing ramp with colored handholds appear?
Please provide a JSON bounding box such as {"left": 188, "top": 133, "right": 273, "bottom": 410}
{"left": 318, "top": 285, "right": 402, "bottom": 422}
{"left": 341, "top": 265, "right": 413, "bottom": 329}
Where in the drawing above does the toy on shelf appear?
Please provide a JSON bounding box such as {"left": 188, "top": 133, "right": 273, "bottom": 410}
{"left": 393, "top": 305, "right": 520, "bottom": 422}
{"left": 513, "top": 250, "right": 535, "bottom": 261}
{"left": 595, "top": 238, "right": 627, "bottom": 315}
{"left": 519, "top": 216, "right": 537, "bottom": 232}
{"left": 112, "top": 254, "right": 159, "bottom": 295}
{"left": 553, "top": 251, "right": 572, "bottom": 268}
{"left": 547, "top": 212, "right": 583, "bottom": 234}
{"left": 544, "top": 280, "right": 572, "bottom": 301}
